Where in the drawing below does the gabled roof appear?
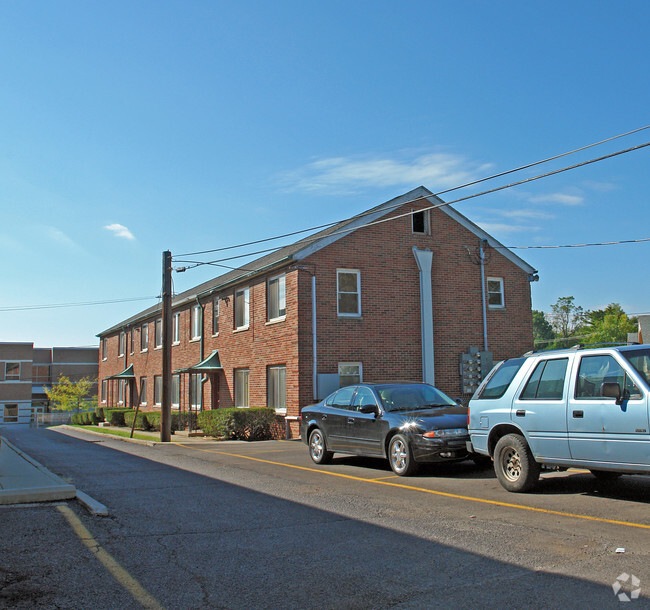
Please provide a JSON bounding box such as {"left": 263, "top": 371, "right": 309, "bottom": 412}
{"left": 98, "top": 186, "right": 537, "bottom": 336}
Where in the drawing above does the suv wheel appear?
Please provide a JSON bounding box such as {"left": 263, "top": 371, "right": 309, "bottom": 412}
{"left": 309, "top": 428, "right": 333, "bottom": 464}
{"left": 494, "top": 433, "right": 540, "bottom": 492}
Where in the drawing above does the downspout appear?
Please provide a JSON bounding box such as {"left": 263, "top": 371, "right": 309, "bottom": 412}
{"left": 479, "top": 240, "right": 488, "bottom": 351}
{"left": 412, "top": 248, "right": 435, "bottom": 385}
{"left": 312, "top": 274, "right": 318, "bottom": 401}
{"left": 196, "top": 297, "right": 208, "bottom": 410}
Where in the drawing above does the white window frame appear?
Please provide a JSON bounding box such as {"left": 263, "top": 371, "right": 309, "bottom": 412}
{"left": 140, "top": 377, "right": 147, "bottom": 406}
{"left": 487, "top": 277, "right": 505, "bottom": 309}
{"left": 267, "top": 274, "right": 286, "bottom": 322}
{"left": 171, "top": 374, "right": 180, "bottom": 408}
{"left": 337, "top": 269, "right": 361, "bottom": 317}
{"left": 141, "top": 324, "right": 149, "bottom": 352}
{"left": 339, "top": 362, "right": 362, "bottom": 387}
{"left": 101, "top": 379, "right": 107, "bottom": 403}
{"left": 234, "top": 287, "right": 250, "bottom": 330}
{"left": 189, "top": 373, "right": 202, "bottom": 409}
{"left": 118, "top": 332, "right": 126, "bottom": 357}
{"left": 154, "top": 375, "right": 162, "bottom": 406}
{"left": 267, "top": 365, "right": 286, "bottom": 414}
{"left": 411, "top": 208, "right": 430, "bottom": 234}
{"left": 101, "top": 339, "right": 107, "bottom": 361}
{"left": 118, "top": 379, "right": 125, "bottom": 405}
{"left": 234, "top": 368, "right": 250, "bottom": 408}
{"left": 190, "top": 305, "right": 202, "bottom": 341}
{"left": 172, "top": 312, "right": 180, "bottom": 345}
{"left": 213, "top": 298, "right": 220, "bottom": 335}
{"left": 155, "top": 318, "right": 163, "bottom": 349}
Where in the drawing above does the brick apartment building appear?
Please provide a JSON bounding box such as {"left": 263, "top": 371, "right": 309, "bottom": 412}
{"left": 97, "top": 187, "right": 538, "bottom": 435}
{"left": 0, "top": 343, "right": 98, "bottom": 424}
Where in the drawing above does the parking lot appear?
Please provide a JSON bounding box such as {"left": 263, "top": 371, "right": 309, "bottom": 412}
{"left": 2, "top": 426, "right": 649, "bottom": 608}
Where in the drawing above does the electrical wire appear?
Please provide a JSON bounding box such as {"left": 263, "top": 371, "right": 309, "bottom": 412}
{"left": 174, "top": 124, "right": 650, "bottom": 258}
{"left": 175, "top": 140, "right": 650, "bottom": 271}
{"left": 0, "top": 296, "right": 159, "bottom": 313}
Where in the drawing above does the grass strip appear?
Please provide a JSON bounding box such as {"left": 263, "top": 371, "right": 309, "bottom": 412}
{"left": 69, "top": 425, "right": 157, "bottom": 442}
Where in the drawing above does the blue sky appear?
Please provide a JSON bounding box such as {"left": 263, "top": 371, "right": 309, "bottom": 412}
{"left": 2, "top": 1, "right": 649, "bottom": 347}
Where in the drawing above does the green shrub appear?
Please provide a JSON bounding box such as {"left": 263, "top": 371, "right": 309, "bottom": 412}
{"left": 124, "top": 411, "right": 150, "bottom": 430}
{"left": 198, "top": 408, "right": 276, "bottom": 441}
{"left": 177, "top": 411, "right": 198, "bottom": 431}
{"left": 145, "top": 412, "right": 179, "bottom": 432}
{"left": 106, "top": 408, "right": 134, "bottom": 427}
{"left": 95, "top": 406, "right": 105, "bottom": 421}
{"left": 71, "top": 413, "right": 81, "bottom": 425}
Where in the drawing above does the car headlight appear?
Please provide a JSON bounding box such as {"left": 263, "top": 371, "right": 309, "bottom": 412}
{"left": 422, "top": 428, "right": 467, "bottom": 439}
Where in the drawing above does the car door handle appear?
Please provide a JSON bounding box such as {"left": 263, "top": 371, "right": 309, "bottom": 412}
{"left": 572, "top": 410, "right": 584, "bottom": 418}
{"left": 321, "top": 415, "right": 327, "bottom": 421}
{"left": 515, "top": 410, "right": 526, "bottom": 417}
{"left": 347, "top": 418, "right": 355, "bottom": 424}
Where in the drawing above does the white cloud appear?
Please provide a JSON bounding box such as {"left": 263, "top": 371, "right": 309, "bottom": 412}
{"left": 528, "top": 192, "right": 584, "bottom": 206}
{"left": 494, "top": 208, "right": 555, "bottom": 220}
{"left": 476, "top": 221, "right": 540, "bottom": 235}
{"left": 43, "top": 226, "right": 78, "bottom": 248}
{"left": 105, "top": 223, "right": 135, "bottom": 240}
{"left": 278, "top": 152, "right": 492, "bottom": 194}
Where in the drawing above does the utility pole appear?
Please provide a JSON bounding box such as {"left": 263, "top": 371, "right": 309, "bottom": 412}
{"left": 161, "top": 250, "right": 172, "bottom": 442}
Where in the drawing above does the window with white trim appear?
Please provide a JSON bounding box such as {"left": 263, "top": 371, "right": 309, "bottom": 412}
{"left": 155, "top": 319, "right": 163, "bottom": 348}
{"left": 189, "top": 373, "right": 202, "bottom": 409}
{"left": 190, "top": 305, "right": 202, "bottom": 340}
{"left": 118, "top": 332, "right": 126, "bottom": 357}
{"left": 140, "top": 377, "right": 147, "bottom": 406}
{"left": 487, "top": 277, "right": 505, "bottom": 309}
{"left": 130, "top": 329, "right": 135, "bottom": 354}
{"left": 141, "top": 324, "right": 149, "bottom": 351}
{"left": 337, "top": 270, "right": 361, "bottom": 317}
{"left": 267, "top": 365, "right": 286, "bottom": 412}
{"left": 339, "top": 362, "right": 362, "bottom": 387}
{"left": 213, "top": 299, "right": 220, "bottom": 335}
{"left": 101, "top": 380, "right": 107, "bottom": 403}
{"left": 234, "top": 368, "right": 249, "bottom": 407}
{"left": 5, "top": 362, "right": 20, "bottom": 381}
{"left": 267, "top": 274, "right": 286, "bottom": 321}
{"left": 118, "top": 379, "right": 125, "bottom": 404}
{"left": 172, "top": 312, "right": 180, "bottom": 344}
{"left": 172, "top": 374, "right": 180, "bottom": 408}
{"left": 234, "top": 288, "right": 250, "bottom": 330}
{"left": 3, "top": 404, "right": 18, "bottom": 423}
{"left": 154, "top": 375, "right": 162, "bottom": 406}
{"left": 101, "top": 339, "right": 107, "bottom": 361}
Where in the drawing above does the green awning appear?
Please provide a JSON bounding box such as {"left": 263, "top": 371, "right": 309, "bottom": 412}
{"left": 175, "top": 350, "right": 223, "bottom": 374}
{"left": 108, "top": 364, "right": 135, "bottom": 379}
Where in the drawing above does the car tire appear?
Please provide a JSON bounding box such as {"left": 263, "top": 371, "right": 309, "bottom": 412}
{"left": 308, "top": 428, "right": 333, "bottom": 464}
{"left": 590, "top": 469, "right": 621, "bottom": 482}
{"left": 494, "top": 433, "right": 540, "bottom": 492}
{"left": 388, "top": 434, "right": 419, "bottom": 476}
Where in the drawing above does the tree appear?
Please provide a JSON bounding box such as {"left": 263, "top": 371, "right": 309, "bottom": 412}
{"left": 549, "top": 296, "right": 584, "bottom": 340}
{"left": 532, "top": 309, "right": 555, "bottom": 345}
{"left": 582, "top": 303, "right": 637, "bottom": 344}
{"left": 45, "top": 375, "right": 96, "bottom": 412}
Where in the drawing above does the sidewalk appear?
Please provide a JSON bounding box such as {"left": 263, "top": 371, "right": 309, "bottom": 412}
{"left": 56, "top": 424, "right": 217, "bottom": 444}
{"left": 0, "top": 437, "right": 76, "bottom": 505}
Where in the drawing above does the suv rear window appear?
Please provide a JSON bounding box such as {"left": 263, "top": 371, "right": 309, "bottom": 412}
{"left": 477, "top": 358, "right": 526, "bottom": 399}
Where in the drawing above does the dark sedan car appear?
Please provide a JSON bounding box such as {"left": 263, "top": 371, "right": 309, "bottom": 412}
{"left": 300, "top": 382, "right": 470, "bottom": 476}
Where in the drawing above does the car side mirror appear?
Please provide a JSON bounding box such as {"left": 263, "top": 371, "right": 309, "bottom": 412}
{"left": 601, "top": 382, "right": 625, "bottom": 405}
{"left": 359, "top": 404, "right": 379, "bottom": 416}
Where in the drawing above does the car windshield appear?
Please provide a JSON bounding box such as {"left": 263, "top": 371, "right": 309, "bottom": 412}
{"left": 376, "top": 384, "right": 456, "bottom": 412}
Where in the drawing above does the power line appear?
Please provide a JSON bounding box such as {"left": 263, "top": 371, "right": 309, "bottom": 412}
{"left": 0, "top": 296, "right": 159, "bottom": 313}
{"left": 175, "top": 140, "right": 650, "bottom": 271}
{"left": 174, "top": 124, "right": 650, "bottom": 259}
{"left": 502, "top": 237, "right": 650, "bottom": 251}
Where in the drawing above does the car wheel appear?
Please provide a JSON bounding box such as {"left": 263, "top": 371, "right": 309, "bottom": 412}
{"left": 590, "top": 469, "right": 621, "bottom": 482}
{"left": 388, "top": 434, "right": 419, "bottom": 476}
{"left": 308, "top": 428, "right": 332, "bottom": 464}
{"left": 494, "top": 433, "right": 540, "bottom": 492}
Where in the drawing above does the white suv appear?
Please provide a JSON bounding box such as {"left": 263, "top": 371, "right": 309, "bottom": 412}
{"left": 468, "top": 344, "right": 650, "bottom": 492}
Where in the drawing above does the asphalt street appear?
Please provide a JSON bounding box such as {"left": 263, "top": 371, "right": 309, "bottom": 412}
{"left": 1, "top": 425, "right": 649, "bottom": 609}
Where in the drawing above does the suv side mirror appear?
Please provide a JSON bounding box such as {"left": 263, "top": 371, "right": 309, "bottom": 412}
{"left": 359, "top": 404, "right": 379, "bottom": 416}
{"left": 601, "top": 382, "right": 627, "bottom": 405}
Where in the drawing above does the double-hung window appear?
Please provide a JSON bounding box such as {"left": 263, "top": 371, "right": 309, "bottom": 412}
{"left": 171, "top": 374, "right": 180, "bottom": 408}
{"left": 172, "top": 312, "right": 180, "bottom": 344}
{"left": 235, "top": 288, "right": 250, "bottom": 330}
{"left": 141, "top": 324, "right": 149, "bottom": 351}
{"left": 139, "top": 378, "right": 147, "bottom": 406}
{"left": 101, "top": 339, "right": 107, "bottom": 361}
{"left": 487, "top": 278, "right": 505, "bottom": 309}
{"left": 189, "top": 373, "right": 202, "bottom": 409}
{"left": 268, "top": 365, "right": 286, "bottom": 412}
{"left": 234, "top": 369, "right": 249, "bottom": 407}
{"left": 213, "top": 299, "right": 220, "bottom": 335}
{"left": 268, "top": 275, "right": 286, "bottom": 321}
{"left": 154, "top": 375, "right": 162, "bottom": 406}
{"left": 190, "top": 305, "right": 202, "bottom": 340}
{"left": 5, "top": 362, "right": 20, "bottom": 381}
{"left": 337, "top": 270, "right": 361, "bottom": 317}
{"left": 118, "top": 332, "right": 126, "bottom": 357}
{"left": 339, "top": 362, "right": 362, "bottom": 387}
{"left": 101, "top": 380, "right": 107, "bottom": 403}
{"left": 155, "top": 319, "right": 163, "bottom": 348}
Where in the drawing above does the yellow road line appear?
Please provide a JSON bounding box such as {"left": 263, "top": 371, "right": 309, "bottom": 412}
{"left": 178, "top": 444, "right": 650, "bottom": 531}
{"left": 57, "top": 505, "right": 163, "bottom": 609}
